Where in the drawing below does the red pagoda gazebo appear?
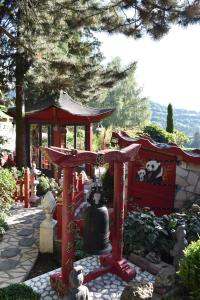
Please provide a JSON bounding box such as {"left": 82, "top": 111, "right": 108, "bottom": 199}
{"left": 8, "top": 91, "right": 114, "bottom": 175}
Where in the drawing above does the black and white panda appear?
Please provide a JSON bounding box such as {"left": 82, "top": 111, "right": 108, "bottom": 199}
{"left": 145, "top": 160, "right": 163, "bottom": 184}
{"left": 137, "top": 169, "right": 146, "bottom": 182}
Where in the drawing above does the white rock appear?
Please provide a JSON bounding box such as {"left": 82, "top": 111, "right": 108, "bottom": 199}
{"left": 176, "top": 166, "right": 188, "bottom": 178}
{"left": 188, "top": 171, "right": 199, "bottom": 186}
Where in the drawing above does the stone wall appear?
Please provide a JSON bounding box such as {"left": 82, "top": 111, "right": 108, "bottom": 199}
{"left": 174, "top": 161, "right": 200, "bottom": 209}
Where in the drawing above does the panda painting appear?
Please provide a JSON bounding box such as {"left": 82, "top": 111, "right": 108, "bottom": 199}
{"left": 145, "top": 160, "right": 163, "bottom": 184}
{"left": 137, "top": 169, "right": 146, "bottom": 182}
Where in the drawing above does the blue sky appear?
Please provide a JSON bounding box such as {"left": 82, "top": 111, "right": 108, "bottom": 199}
{"left": 97, "top": 24, "right": 200, "bottom": 112}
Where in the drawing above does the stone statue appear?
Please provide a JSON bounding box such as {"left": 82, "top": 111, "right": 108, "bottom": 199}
{"left": 170, "top": 224, "right": 188, "bottom": 271}
{"left": 64, "top": 266, "right": 90, "bottom": 300}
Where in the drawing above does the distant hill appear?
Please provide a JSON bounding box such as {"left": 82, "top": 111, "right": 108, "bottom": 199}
{"left": 150, "top": 102, "right": 200, "bottom": 138}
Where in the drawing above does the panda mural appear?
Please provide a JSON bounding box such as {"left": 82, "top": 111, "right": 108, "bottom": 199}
{"left": 136, "top": 160, "right": 163, "bottom": 185}
{"left": 137, "top": 169, "right": 147, "bottom": 182}
{"left": 146, "top": 160, "right": 163, "bottom": 184}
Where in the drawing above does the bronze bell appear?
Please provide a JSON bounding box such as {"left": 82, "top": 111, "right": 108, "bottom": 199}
{"left": 83, "top": 186, "right": 112, "bottom": 255}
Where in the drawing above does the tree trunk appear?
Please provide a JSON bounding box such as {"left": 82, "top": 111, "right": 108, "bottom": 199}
{"left": 15, "top": 52, "right": 26, "bottom": 167}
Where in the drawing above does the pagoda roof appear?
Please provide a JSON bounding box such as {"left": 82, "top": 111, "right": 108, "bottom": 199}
{"left": 7, "top": 91, "right": 114, "bottom": 124}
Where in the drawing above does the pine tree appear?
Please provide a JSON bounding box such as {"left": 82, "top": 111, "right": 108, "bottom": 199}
{"left": 166, "top": 103, "right": 174, "bottom": 133}
{"left": 95, "top": 58, "right": 150, "bottom": 129}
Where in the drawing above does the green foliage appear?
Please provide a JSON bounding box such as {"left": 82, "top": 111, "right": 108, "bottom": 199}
{"left": 0, "top": 168, "right": 16, "bottom": 236}
{"left": 37, "top": 176, "right": 62, "bottom": 198}
{"left": 140, "top": 124, "right": 171, "bottom": 143}
{"left": 124, "top": 210, "right": 175, "bottom": 259}
{"left": 140, "top": 124, "right": 189, "bottom": 147}
{"left": 0, "top": 168, "right": 16, "bottom": 213}
{"left": 37, "top": 176, "right": 50, "bottom": 196}
{"left": 170, "top": 129, "right": 189, "bottom": 147}
{"left": 124, "top": 210, "right": 200, "bottom": 261}
{"left": 92, "top": 132, "right": 103, "bottom": 152}
{"left": 0, "top": 212, "right": 8, "bottom": 236}
{"left": 166, "top": 103, "right": 174, "bottom": 133}
{"left": 0, "top": 283, "right": 40, "bottom": 300}
{"left": 178, "top": 239, "right": 200, "bottom": 299}
{"left": 101, "top": 167, "right": 114, "bottom": 207}
{"left": 74, "top": 231, "right": 87, "bottom": 261}
{"left": 98, "top": 59, "right": 150, "bottom": 129}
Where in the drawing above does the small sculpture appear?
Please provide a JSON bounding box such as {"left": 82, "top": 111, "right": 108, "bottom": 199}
{"left": 170, "top": 224, "right": 188, "bottom": 271}
{"left": 64, "top": 266, "right": 90, "bottom": 300}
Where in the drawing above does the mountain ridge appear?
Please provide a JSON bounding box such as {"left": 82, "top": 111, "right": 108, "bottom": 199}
{"left": 150, "top": 101, "right": 200, "bottom": 137}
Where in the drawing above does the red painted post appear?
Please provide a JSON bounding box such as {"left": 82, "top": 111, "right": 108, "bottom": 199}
{"left": 56, "top": 202, "right": 63, "bottom": 240}
{"left": 24, "top": 168, "right": 30, "bottom": 208}
{"left": 86, "top": 124, "right": 93, "bottom": 176}
{"left": 112, "top": 161, "right": 125, "bottom": 261}
{"left": 88, "top": 123, "right": 92, "bottom": 151}
{"left": 78, "top": 173, "right": 84, "bottom": 192}
{"left": 74, "top": 172, "right": 79, "bottom": 192}
{"left": 61, "top": 167, "right": 75, "bottom": 285}
{"left": 20, "top": 179, "right": 24, "bottom": 202}
{"left": 53, "top": 126, "right": 60, "bottom": 147}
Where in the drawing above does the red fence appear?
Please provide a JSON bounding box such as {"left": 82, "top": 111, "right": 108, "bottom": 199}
{"left": 14, "top": 168, "right": 31, "bottom": 208}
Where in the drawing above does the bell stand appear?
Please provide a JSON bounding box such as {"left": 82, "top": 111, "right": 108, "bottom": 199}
{"left": 42, "top": 144, "right": 141, "bottom": 292}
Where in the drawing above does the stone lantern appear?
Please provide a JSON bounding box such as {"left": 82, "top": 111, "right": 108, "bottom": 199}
{"left": 30, "top": 163, "right": 41, "bottom": 203}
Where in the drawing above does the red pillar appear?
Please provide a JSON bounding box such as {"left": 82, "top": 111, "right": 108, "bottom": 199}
{"left": 53, "top": 126, "right": 60, "bottom": 178}
{"left": 24, "top": 168, "right": 30, "bottom": 208}
{"left": 112, "top": 161, "right": 125, "bottom": 261}
{"left": 88, "top": 123, "right": 92, "bottom": 151}
{"left": 100, "top": 160, "right": 136, "bottom": 281}
{"left": 53, "top": 126, "right": 60, "bottom": 147}
{"left": 86, "top": 123, "right": 93, "bottom": 176}
{"left": 61, "top": 167, "right": 75, "bottom": 285}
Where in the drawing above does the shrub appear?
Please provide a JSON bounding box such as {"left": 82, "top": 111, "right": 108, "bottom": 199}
{"left": 0, "top": 168, "right": 16, "bottom": 213}
{"left": 0, "top": 212, "right": 8, "bottom": 236}
{"left": 123, "top": 210, "right": 200, "bottom": 262}
{"left": 178, "top": 239, "right": 200, "bottom": 299}
{"left": 139, "top": 124, "right": 189, "bottom": 147}
{"left": 124, "top": 210, "right": 175, "bottom": 260}
{"left": 140, "top": 124, "right": 171, "bottom": 143}
{"left": 36, "top": 175, "right": 50, "bottom": 196}
{"left": 0, "top": 283, "right": 41, "bottom": 299}
{"left": 37, "top": 176, "right": 62, "bottom": 198}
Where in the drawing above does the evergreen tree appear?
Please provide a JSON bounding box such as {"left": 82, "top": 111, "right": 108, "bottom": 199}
{"left": 166, "top": 103, "right": 174, "bottom": 133}
{"left": 96, "top": 58, "right": 150, "bottom": 129}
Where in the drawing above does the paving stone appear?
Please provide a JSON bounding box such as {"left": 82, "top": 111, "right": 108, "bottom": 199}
{"left": 21, "top": 219, "right": 31, "bottom": 224}
{"left": 32, "top": 221, "right": 41, "bottom": 228}
{"left": 35, "top": 215, "right": 45, "bottom": 221}
{"left": 19, "top": 237, "right": 36, "bottom": 247}
{"left": 1, "top": 247, "right": 21, "bottom": 258}
{"left": 18, "top": 228, "right": 34, "bottom": 236}
{"left": 0, "top": 259, "right": 19, "bottom": 271}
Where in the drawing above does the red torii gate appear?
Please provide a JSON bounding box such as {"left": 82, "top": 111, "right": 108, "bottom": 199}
{"left": 42, "top": 143, "right": 140, "bottom": 290}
